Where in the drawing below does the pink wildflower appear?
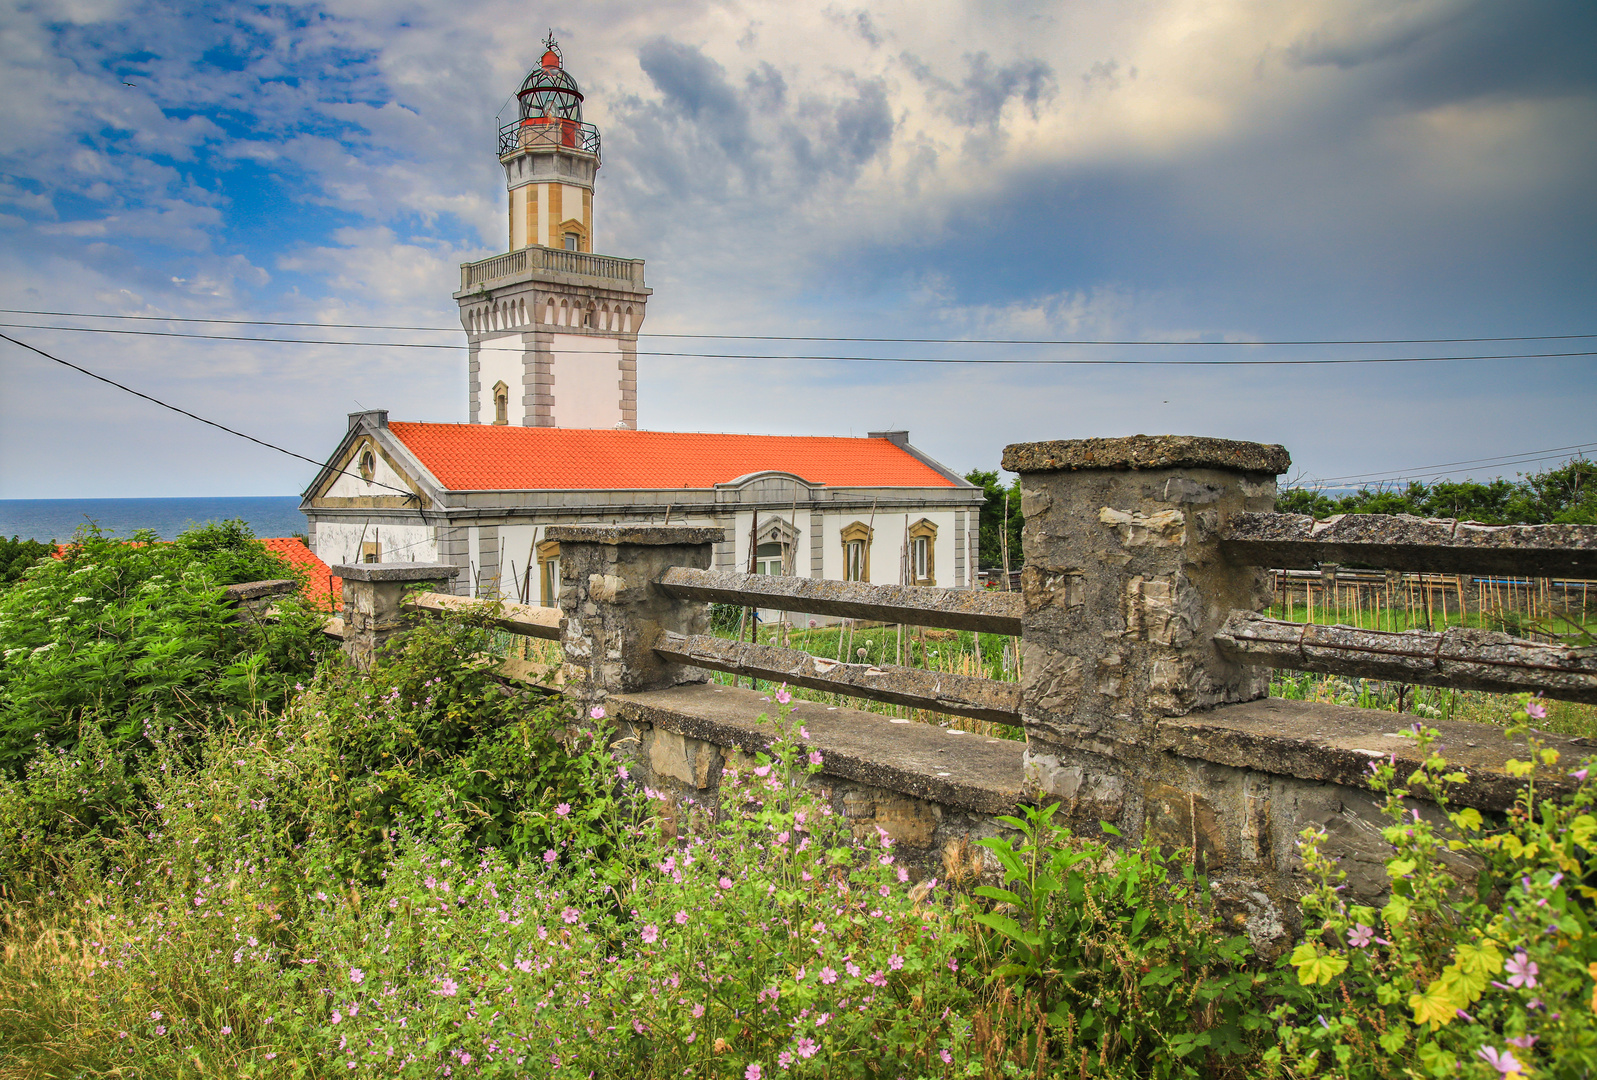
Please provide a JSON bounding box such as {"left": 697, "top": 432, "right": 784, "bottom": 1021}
{"left": 642, "top": 924, "right": 659, "bottom": 944}
{"left": 350, "top": 967, "right": 364, "bottom": 984}
{"left": 675, "top": 909, "right": 689, "bottom": 925}
{"left": 1505, "top": 951, "right": 1538, "bottom": 989}
{"left": 718, "top": 876, "right": 733, "bottom": 890}
{"left": 796, "top": 1037, "right": 819, "bottom": 1059}
{"left": 941, "top": 1049, "right": 953, "bottom": 1064}
{"left": 590, "top": 706, "right": 606, "bottom": 720}
{"left": 819, "top": 966, "right": 838, "bottom": 984}
{"left": 562, "top": 906, "right": 581, "bottom": 924}
{"left": 1477, "top": 1046, "right": 1524, "bottom": 1076}
{"left": 556, "top": 803, "right": 571, "bottom": 817}
{"left": 1525, "top": 701, "right": 1547, "bottom": 720}
{"left": 746, "top": 1065, "right": 763, "bottom": 1080}
{"left": 808, "top": 751, "right": 823, "bottom": 766}
{"left": 775, "top": 685, "right": 792, "bottom": 705}
{"left": 543, "top": 849, "right": 558, "bottom": 864}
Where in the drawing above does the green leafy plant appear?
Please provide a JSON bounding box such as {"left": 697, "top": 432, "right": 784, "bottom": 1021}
{"left": 969, "top": 808, "right": 1268, "bottom": 1076}
{"left": 0, "top": 520, "right": 330, "bottom": 777}
{"left": 1272, "top": 697, "right": 1597, "bottom": 1078}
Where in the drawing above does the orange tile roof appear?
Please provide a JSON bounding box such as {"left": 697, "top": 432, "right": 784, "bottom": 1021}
{"left": 385, "top": 424, "right": 958, "bottom": 491}
{"left": 263, "top": 537, "right": 342, "bottom": 610}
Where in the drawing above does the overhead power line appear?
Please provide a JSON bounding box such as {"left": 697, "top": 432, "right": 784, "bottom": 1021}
{"left": 1303, "top": 441, "right": 1597, "bottom": 487}
{"left": 0, "top": 332, "right": 417, "bottom": 503}
{"left": 2, "top": 321, "right": 1594, "bottom": 366}
{"left": 3, "top": 307, "right": 1594, "bottom": 347}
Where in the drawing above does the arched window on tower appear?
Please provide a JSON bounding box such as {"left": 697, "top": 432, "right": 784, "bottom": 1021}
{"left": 544, "top": 299, "right": 555, "bottom": 324}
{"left": 583, "top": 303, "right": 594, "bottom": 329}
{"left": 492, "top": 381, "right": 510, "bottom": 425}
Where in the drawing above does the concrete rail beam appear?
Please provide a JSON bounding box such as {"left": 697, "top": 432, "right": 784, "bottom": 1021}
{"left": 404, "top": 590, "right": 562, "bottom": 640}
{"left": 1223, "top": 512, "right": 1597, "bottom": 578}
{"left": 656, "top": 567, "right": 1023, "bottom": 635}
{"left": 652, "top": 631, "right": 1022, "bottom": 726}
{"left": 1214, "top": 609, "right": 1597, "bottom": 703}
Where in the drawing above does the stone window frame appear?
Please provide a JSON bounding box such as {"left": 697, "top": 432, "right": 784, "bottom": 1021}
{"left": 841, "top": 521, "right": 873, "bottom": 582}
{"left": 492, "top": 380, "right": 510, "bottom": 425}
{"left": 755, "top": 516, "right": 800, "bottom": 576}
{"left": 908, "top": 517, "right": 937, "bottom": 586}
{"left": 360, "top": 539, "right": 381, "bottom": 564}
{"left": 537, "top": 539, "right": 562, "bottom": 608}
{"left": 358, "top": 447, "right": 376, "bottom": 482}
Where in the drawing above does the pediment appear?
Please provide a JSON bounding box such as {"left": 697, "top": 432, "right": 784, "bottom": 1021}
{"left": 308, "top": 434, "right": 431, "bottom": 510}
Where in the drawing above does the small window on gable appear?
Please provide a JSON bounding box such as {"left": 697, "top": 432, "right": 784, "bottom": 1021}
{"left": 358, "top": 448, "right": 376, "bottom": 482}
{"left": 564, "top": 232, "right": 579, "bottom": 251}
{"left": 841, "top": 521, "right": 872, "bottom": 583}
{"left": 908, "top": 518, "right": 937, "bottom": 586}
{"left": 361, "top": 540, "right": 381, "bottom": 564}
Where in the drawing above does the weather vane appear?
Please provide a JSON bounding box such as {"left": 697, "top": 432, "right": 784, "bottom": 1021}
{"left": 543, "top": 30, "right": 562, "bottom": 64}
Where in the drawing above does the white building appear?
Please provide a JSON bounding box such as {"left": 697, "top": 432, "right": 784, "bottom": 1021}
{"left": 300, "top": 39, "right": 983, "bottom": 602}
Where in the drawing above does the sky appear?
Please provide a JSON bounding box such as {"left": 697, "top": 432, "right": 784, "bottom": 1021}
{"left": 1, "top": 0, "right": 1593, "bottom": 499}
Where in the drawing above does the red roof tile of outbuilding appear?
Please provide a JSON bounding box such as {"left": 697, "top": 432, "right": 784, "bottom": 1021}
{"left": 384, "top": 424, "right": 957, "bottom": 491}
{"left": 262, "top": 537, "right": 341, "bottom": 610}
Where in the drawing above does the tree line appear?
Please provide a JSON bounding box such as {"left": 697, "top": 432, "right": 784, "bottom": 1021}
{"left": 965, "top": 457, "right": 1594, "bottom": 572}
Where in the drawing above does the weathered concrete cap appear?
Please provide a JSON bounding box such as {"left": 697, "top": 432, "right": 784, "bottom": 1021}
{"left": 545, "top": 525, "right": 724, "bottom": 546}
{"left": 331, "top": 563, "right": 462, "bottom": 582}
{"left": 1002, "top": 434, "right": 1290, "bottom": 475}
{"left": 223, "top": 579, "right": 298, "bottom": 602}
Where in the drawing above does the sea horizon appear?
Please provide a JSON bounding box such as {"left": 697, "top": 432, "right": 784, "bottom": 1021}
{"left": 0, "top": 496, "right": 307, "bottom": 544}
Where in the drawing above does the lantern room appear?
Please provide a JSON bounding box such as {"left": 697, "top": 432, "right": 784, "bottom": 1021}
{"left": 498, "top": 34, "right": 601, "bottom": 253}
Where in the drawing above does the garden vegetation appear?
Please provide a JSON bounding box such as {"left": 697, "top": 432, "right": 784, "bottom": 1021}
{"left": 2, "top": 524, "right": 1595, "bottom": 1078}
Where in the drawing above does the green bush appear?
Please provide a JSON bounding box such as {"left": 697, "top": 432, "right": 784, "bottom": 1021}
{"left": 0, "top": 520, "right": 331, "bottom": 777}
{"left": 0, "top": 535, "right": 54, "bottom": 587}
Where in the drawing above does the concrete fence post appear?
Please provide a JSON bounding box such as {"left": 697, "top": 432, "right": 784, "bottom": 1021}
{"left": 332, "top": 563, "right": 462, "bottom": 670}
{"left": 545, "top": 526, "right": 722, "bottom": 711}
{"left": 999, "top": 436, "right": 1289, "bottom": 801}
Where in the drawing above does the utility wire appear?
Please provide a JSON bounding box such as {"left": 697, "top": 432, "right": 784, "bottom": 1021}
{"left": 7, "top": 328, "right": 1590, "bottom": 500}
{"left": 0, "top": 332, "right": 418, "bottom": 503}
{"left": 2, "top": 322, "right": 1594, "bottom": 366}
{"left": 3, "top": 307, "right": 1594, "bottom": 347}
{"left": 1302, "top": 442, "right": 1597, "bottom": 488}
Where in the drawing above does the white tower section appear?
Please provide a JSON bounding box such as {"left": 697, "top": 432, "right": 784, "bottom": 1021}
{"left": 454, "top": 36, "right": 650, "bottom": 429}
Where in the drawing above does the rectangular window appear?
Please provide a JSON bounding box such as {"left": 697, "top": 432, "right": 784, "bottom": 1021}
{"left": 756, "top": 541, "right": 785, "bottom": 576}
{"left": 361, "top": 540, "right": 381, "bottom": 564}
{"left": 846, "top": 540, "right": 865, "bottom": 581}
{"left": 913, "top": 536, "right": 929, "bottom": 581}
{"left": 564, "top": 233, "right": 579, "bottom": 251}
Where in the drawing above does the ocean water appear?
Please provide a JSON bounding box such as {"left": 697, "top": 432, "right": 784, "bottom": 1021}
{"left": 0, "top": 497, "right": 307, "bottom": 543}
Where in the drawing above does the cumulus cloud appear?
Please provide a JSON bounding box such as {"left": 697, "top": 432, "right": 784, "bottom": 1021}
{"left": 0, "top": 0, "right": 1592, "bottom": 500}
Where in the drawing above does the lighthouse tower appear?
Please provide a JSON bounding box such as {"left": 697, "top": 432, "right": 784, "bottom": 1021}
{"left": 454, "top": 35, "right": 649, "bottom": 429}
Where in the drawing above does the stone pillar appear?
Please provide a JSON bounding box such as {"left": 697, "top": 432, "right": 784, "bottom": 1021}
{"left": 547, "top": 526, "right": 722, "bottom": 709}
{"left": 1000, "top": 436, "right": 1289, "bottom": 793}
{"left": 332, "top": 563, "right": 462, "bottom": 670}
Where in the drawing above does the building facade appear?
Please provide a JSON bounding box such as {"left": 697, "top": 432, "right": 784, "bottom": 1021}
{"left": 301, "top": 413, "right": 983, "bottom": 603}
{"left": 300, "top": 40, "right": 985, "bottom": 604}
